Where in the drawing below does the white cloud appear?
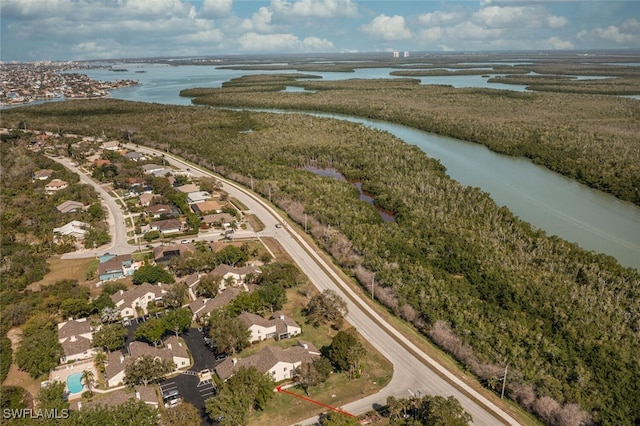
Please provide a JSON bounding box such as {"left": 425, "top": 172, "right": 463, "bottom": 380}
{"left": 546, "top": 36, "right": 574, "bottom": 50}
{"left": 240, "top": 6, "right": 274, "bottom": 32}
{"left": 418, "top": 11, "right": 463, "bottom": 26}
{"left": 199, "top": 0, "right": 233, "bottom": 18}
{"left": 418, "top": 27, "right": 443, "bottom": 43}
{"left": 361, "top": 14, "right": 412, "bottom": 41}
{"left": 270, "top": 0, "right": 358, "bottom": 19}
{"left": 1, "top": 0, "right": 74, "bottom": 18}
{"left": 473, "top": 6, "right": 531, "bottom": 28}
{"left": 577, "top": 19, "right": 640, "bottom": 46}
{"left": 237, "top": 32, "right": 332, "bottom": 51}
{"left": 176, "top": 29, "right": 224, "bottom": 44}
{"left": 546, "top": 15, "right": 568, "bottom": 29}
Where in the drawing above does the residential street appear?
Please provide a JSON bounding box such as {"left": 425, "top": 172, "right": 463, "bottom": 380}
{"left": 125, "top": 145, "right": 520, "bottom": 426}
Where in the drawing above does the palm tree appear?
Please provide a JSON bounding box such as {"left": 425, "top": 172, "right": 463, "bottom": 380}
{"left": 81, "top": 369, "right": 95, "bottom": 395}
{"left": 94, "top": 351, "right": 107, "bottom": 374}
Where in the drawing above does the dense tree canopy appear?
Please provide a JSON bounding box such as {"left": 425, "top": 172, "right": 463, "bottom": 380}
{"left": 205, "top": 366, "right": 275, "bottom": 426}
{"left": 2, "top": 98, "right": 639, "bottom": 424}
{"left": 132, "top": 264, "right": 175, "bottom": 285}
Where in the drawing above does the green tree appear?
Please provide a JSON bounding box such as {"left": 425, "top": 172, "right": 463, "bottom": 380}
{"left": 134, "top": 318, "right": 167, "bottom": 347}
{"left": 295, "top": 357, "right": 332, "bottom": 396}
{"left": 69, "top": 399, "right": 158, "bottom": 426}
{"left": 304, "top": 289, "right": 348, "bottom": 329}
{"left": 93, "top": 323, "right": 128, "bottom": 352}
{"left": 37, "top": 381, "right": 69, "bottom": 412}
{"left": 60, "top": 298, "right": 92, "bottom": 318}
{"left": 163, "top": 308, "right": 192, "bottom": 337}
{"left": 327, "top": 329, "right": 365, "bottom": 380}
{"left": 258, "top": 262, "right": 304, "bottom": 288}
{"left": 92, "top": 293, "right": 117, "bottom": 313}
{"left": 387, "top": 395, "right": 472, "bottom": 426}
{"left": 87, "top": 202, "right": 104, "bottom": 220}
{"left": 207, "top": 311, "right": 250, "bottom": 355}
{"left": 205, "top": 366, "right": 275, "bottom": 425}
{"left": 197, "top": 273, "right": 221, "bottom": 297}
{"left": 0, "top": 386, "right": 29, "bottom": 410}
{"left": 160, "top": 402, "right": 202, "bottom": 426}
{"left": 216, "top": 245, "right": 248, "bottom": 267}
{"left": 81, "top": 369, "right": 95, "bottom": 395}
{"left": 0, "top": 338, "right": 12, "bottom": 382}
{"left": 15, "top": 327, "right": 63, "bottom": 378}
{"left": 132, "top": 264, "right": 175, "bottom": 285}
{"left": 257, "top": 282, "right": 287, "bottom": 313}
{"left": 124, "top": 355, "right": 175, "bottom": 386}
{"left": 164, "top": 283, "right": 188, "bottom": 309}
{"left": 320, "top": 411, "right": 360, "bottom": 426}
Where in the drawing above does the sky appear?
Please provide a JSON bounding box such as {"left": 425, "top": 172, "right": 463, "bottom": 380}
{"left": 1, "top": 0, "right": 639, "bottom": 62}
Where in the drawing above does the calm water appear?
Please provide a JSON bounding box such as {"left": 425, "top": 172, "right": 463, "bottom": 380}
{"left": 64, "top": 65, "right": 640, "bottom": 269}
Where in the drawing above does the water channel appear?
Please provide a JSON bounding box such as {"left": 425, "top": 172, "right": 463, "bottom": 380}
{"left": 54, "top": 65, "right": 640, "bottom": 269}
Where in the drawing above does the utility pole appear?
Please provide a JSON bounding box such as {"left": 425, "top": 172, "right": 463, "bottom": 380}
{"left": 371, "top": 272, "right": 375, "bottom": 300}
{"left": 501, "top": 362, "right": 508, "bottom": 399}
{"left": 304, "top": 213, "right": 307, "bottom": 233}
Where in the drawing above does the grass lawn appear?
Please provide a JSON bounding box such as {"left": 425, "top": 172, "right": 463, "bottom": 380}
{"left": 242, "top": 283, "right": 393, "bottom": 425}
{"left": 28, "top": 256, "right": 97, "bottom": 291}
{"left": 245, "top": 213, "right": 265, "bottom": 232}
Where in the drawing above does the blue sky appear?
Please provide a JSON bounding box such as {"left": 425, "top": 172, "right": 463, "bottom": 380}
{"left": 1, "top": 0, "right": 639, "bottom": 62}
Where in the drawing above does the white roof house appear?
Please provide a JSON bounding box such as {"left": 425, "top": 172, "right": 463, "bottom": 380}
{"left": 53, "top": 220, "right": 89, "bottom": 240}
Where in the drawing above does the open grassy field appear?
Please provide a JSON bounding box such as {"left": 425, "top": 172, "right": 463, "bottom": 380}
{"left": 27, "top": 256, "right": 97, "bottom": 292}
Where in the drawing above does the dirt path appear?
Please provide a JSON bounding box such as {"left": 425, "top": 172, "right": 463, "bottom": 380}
{"left": 3, "top": 328, "right": 42, "bottom": 402}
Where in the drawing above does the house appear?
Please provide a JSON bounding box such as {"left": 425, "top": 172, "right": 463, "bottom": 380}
{"left": 146, "top": 204, "right": 179, "bottom": 219}
{"left": 45, "top": 178, "right": 68, "bottom": 193}
{"left": 53, "top": 220, "right": 89, "bottom": 240}
{"left": 57, "top": 318, "right": 95, "bottom": 363}
{"left": 98, "top": 253, "right": 141, "bottom": 282}
{"left": 209, "top": 264, "right": 261, "bottom": 288}
{"left": 150, "top": 168, "right": 174, "bottom": 178}
{"left": 56, "top": 200, "right": 87, "bottom": 214}
{"left": 101, "top": 140, "right": 120, "bottom": 151}
{"left": 186, "top": 191, "right": 212, "bottom": 204}
{"left": 176, "top": 183, "right": 199, "bottom": 194}
{"left": 202, "top": 213, "right": 235, "bottom": 228}
{"left": 191, "top": 200, "right": 222, "bottom": 214}
{"left": 129, "top": 337, "right": 190, "bottom": 369}
{"left": 105, "top": 338, "right": 191, "bottom": 388}
{"left": 238, "top": 312, "right": 301, "bottom": 343}
{"left": 138, "top": 193, "right": 155, "bottom": 207}
{"left": 215, "top": 342, "right": 319, "bottom": 382}
{"left": 141, "top": 164, "right": 165, "bottom": 175}
{"left": 124, "top": 151, "right": 146, "bottom": 162}
{"left": 93, "top": 159, "right": 112, "bottom": 167}
{"left": 33, "top": 169, "right": 53, "bottom": 180}
{"left": 149, "top": 219, "right": 183, "bottom": 235}
{"left": 110, "top": 282, "right": 171, "bottom": 319}
{"left": 188, "top": 288, "right": 242, "bottom": 321}
{"left": 154, "top": 243, "right": 196, "bottom": 263}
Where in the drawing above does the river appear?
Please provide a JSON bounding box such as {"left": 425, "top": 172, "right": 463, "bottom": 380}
{"left": 60, "top": 65, "right": 640, "bottom": 269}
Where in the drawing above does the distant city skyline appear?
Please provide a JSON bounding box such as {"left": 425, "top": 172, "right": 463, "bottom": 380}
{"left": 1, "top": 0, "right": 639, "bottom": 62}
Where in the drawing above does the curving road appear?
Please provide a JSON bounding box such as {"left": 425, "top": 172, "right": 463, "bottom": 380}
{"left": 52, "top": 146, "right": 520, "bottom": 425}
{"left": 123, "top": 145, "right": 521, "bottom": 426}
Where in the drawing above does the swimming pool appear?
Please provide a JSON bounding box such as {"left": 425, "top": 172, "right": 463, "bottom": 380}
{"left": 66, "top": 373, "right": 84, "bottom": 394}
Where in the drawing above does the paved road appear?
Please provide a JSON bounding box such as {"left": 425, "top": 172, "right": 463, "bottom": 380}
{"left": 125, "top": 145, "right": 520, "bottom": 426}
